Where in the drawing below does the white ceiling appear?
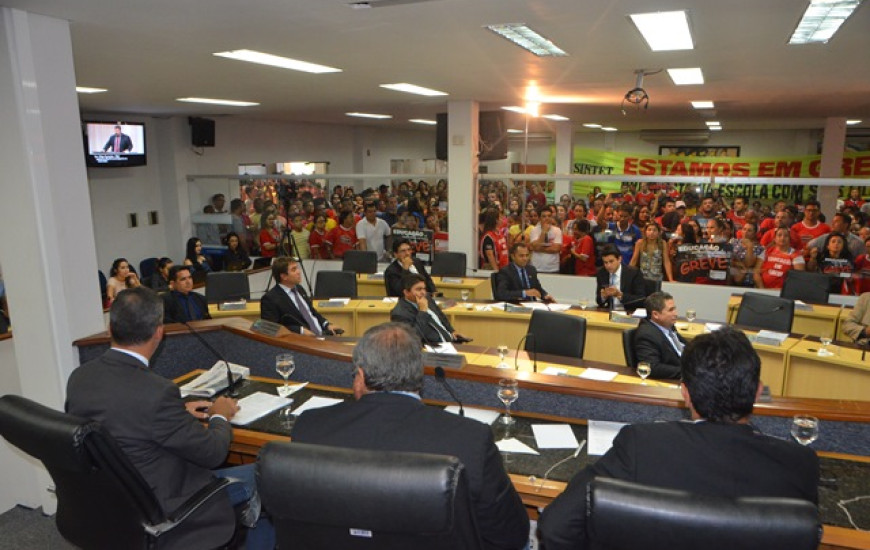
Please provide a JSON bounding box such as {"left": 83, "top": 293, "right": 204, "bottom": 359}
{"left": 6, "top": 0, "right": 870, "bottom": 133}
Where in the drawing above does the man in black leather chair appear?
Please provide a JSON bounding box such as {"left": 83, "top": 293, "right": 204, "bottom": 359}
{"left": 633, "top": 291, "right": 686, "bottom": 379}
{"left": 291, "top": 322, "right": 529, "bottom": 550}
{"left": 538, "top": 326, "right": 819, "bottom": 550}
{"left": 384, "top": 238, "right": 437, "bottom": 297}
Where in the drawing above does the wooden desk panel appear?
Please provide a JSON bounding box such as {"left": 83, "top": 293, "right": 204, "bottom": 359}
{"left": 357, "top": 275, "right": 491, "bottom": 300}
{"left": 786, "top": 341, "right": 870, "bottom": 401}
{"left": 726, "top": 294, "right": 843, "bottom": 337}
{"left": 354, "top": 300, "right": 394, "bottom": 336}
{"left": 208, "top": 302, "right": 261, "bottom": 320}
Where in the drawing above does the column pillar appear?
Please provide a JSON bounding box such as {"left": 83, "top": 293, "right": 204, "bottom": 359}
{"left": 554, "top": 121, "right": 574, "bottom": 199}
{"left": 447, "top": 100, "right": 479, "bottom": 264}
{"left": 818, "top": 117, "right": 847, "bottom": 219}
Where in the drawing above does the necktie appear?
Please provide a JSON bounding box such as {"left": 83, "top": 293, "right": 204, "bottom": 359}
{"left": 668, "top": 330, "right": 685, "bottom": 356}
{"left": 426, "top": 308, "right": 452, "bottom": 342}
{"left": 521, "top": 268, "right": 531, "bottom": 289}
{"left": 610, "top": 273, "right": 616, "bottom": 286}
{"left": 292, "top": 288, "right": 321, "bottom": 336}
{"left": 114, "top": 136, "right": 120, "bottom": 152}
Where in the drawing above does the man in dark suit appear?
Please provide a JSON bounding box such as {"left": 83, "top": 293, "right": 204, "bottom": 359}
{"left": 633, "top": 291, "right": 686, "bottom": 379}
{"left": 291, "top": 323, "right": 529, "bottom": 550}
{"left": 260, "top": 256, "right": 341, "bottom": 336}
{"left": 538, "top": 326, "right": 819, "bottom": 550}
{"left": 66, "top": 288, "right": 274, "bottom": 549}
{"left": 390, "top": 273, "right": 467, "bottom": 344}
{"left": 595, "top": 244, "right": 645, "bottom": 309}
{"left": 384, "top": 238, "right": 437, "bottom": 297}
{"left": 102, "top": 125, "right": 133, "bottom": 152}
{"left": 494, "top": 242, "right": 553, "bottom": 302}
{"left": 162, "top": 265, "right": 211, "bottom": 323}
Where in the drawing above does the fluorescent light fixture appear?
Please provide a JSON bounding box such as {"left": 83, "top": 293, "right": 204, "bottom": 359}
{"left": 668, "top": 68, "right": 704, "bottom": 85}
{"left": 709, "top": 126, "right": 723, "bottom": 131}
{"left": 214, "top": 49, "right": 341, "bottom": 74}
{"left": 789, "top": 0, "right": 862, "bottom": 44}
{"left": 629, "top": 10, "right": 694, "bottom": 51}
{"left": 692, "top": 101, "right": 715, "bottom": 109}
{"left": 705, "top": 121, "right": 721, "bottom": 126}
{"left": 177, "top": 97, "right": 259, "bottom": 107}
{"left": 542, "top": 114, "right": 570, "bottom": 121}
{"left": 380, "top": 83, "right": 447, "bottom": 97}
{"left": 847, "top": 119, "right": 863, "bottom": 125}
{"left": 582, "top": 123, "right": 602, "bottom": 128}
{"left": 601, "top": 127, "right": 618, "bottom": 132}
{"left": 346, "top": 112, "right": 392, "bottom": 119}
{"left": 409, "top": 118, "right": 437, "bottom": 125}
{"left": 507, "top": 129, "right": 524, "bottom": 133}
{"left": 485, "top": 23, "right": 568, "bottom": 56}
{"left": 502, "top": 106, "right": 528, "bottom": 113}
{"left": 76, "top": 86, "right": 107, "bottom": 94}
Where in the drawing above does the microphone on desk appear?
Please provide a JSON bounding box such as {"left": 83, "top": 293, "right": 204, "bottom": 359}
{"left": 182, "top": 321, "right": 239, "bottom": 398}
{"left": 514, "top": 333, "right": 538, "bottom": 373}
{"left": 434, "top": 366, "right": 464, "bottom": 417}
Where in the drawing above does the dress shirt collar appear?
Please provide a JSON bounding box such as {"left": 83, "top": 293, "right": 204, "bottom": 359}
{"left": 111, "top": 347, "right": 149, "bottom": 367}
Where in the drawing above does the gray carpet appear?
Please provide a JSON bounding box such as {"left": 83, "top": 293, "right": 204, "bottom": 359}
{"left": 0, "top": 506, "right": 74, "bottom": 549}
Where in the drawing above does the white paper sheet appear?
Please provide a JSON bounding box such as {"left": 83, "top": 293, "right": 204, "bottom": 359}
{"left": 587, "top": 420, "right": 628, "bottom": 455}
{"left": 444, "top": 406, "right": 500, "bottom": 425}
{"left": 381, "top": 297, "right": 399, "bottom": 303}
{"left": 532, "top": 424, "right": 580, "bottom": 449}
{"left": 496, "top": 437, "right": 540, "bottom": 455}
{"left": 425, "top": 342, "right": 459, "bottom": 354}
{"left": 579, "top": 368, "right": 618, "bottom": 381}
{"left": 541, "top": 366, "right": 568, "bottom": 376}
{"left": 292, "top": 396, "right": 344, "bottom": 416}
{"left": 230, "top": 392, "right": 292, "bottom": 426}
{"left": 276, "top": 381, "right": 308, "bottom": 398}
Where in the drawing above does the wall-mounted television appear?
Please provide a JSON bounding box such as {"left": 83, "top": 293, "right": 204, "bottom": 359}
{"left": 83, "top": 121, "right": 147, "bottom": 167}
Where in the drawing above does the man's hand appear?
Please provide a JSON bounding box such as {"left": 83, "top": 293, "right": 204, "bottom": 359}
{"left": 209, "top": 396, "right": 239, "bottom": 421}
{"left": 185, "top": 400, "right": 212, "bottom": 420}
{"left": 525, "top": 288, "right": 542, "bottom": 299}
{"left": 400, "top": 256, "right": 414, "bottom": 270}
{"left": 416, "top": 294, "right": 429, "bottom": 312}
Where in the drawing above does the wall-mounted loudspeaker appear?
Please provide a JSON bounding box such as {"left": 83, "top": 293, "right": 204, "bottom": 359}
{"left": 189, "top": 117, "right": 216, "bottom": 147}
{"left": 434, "top": 111, "right": 507, "bottom": 162}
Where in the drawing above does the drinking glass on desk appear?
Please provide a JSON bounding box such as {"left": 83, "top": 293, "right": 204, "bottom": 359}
{"left": 460, "top": 289, "right": 471, "bottom": 303}
{"left": 791, "top": 415, "right": 819, "bottom": 446}
{"left": 818, "top": 332, "right": 833, "bottom": 356}
{"left": 276, "top": 353, "right": 295, "bottom": 391}
{"left": 498, "top": 379, "right": 519, "bottom": 425}
{"left": 579, "top": 298, "right": 589, "bottom": 311}
{"left": 496, "top": 344, "right": 510, "bottom": 368}
{"left": 636, "top": 361, "right": 651, "bottom": 384}
{"left": 686, "top": 309, "right": 697, "bottom": 323}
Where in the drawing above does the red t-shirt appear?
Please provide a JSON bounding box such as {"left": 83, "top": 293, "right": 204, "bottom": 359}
{"left": 759, "top": 247, "right": 805, "bottom": 289}
{"left": 760, "top": 228, "right": 801, "bottom": 250}
{"left": 326, "top": 225, "right": 358, "bottom": 258}
{"left": 726, "top": 210, "right": 747, "bottom": 232}
{"left": 635, "top": 191, "right": 655, "bottom": 205}
{"left": 309, "top": 229, "right": 329, "bottom": 259}
{"left": 259, "top": 228, "right": 279, "bottom": 258}
{"left": 790, "top": 221, "right": 831, "bottom": 251}
{"left": 573, "top": 235, "right": 596, "bottom": 276}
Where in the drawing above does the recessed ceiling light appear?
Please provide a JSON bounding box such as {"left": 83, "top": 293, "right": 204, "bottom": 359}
{"left": 507, "top": 129, "right": 524, "bottom": 134}
{"left": 629, "top": 10, "right": 694, "bottom": 51}
{"left": 709, "top": 126, "right": 723, "bottom": 131}
{"left": 214, "top": 49, "right": 341, "bottom": 74}
{"left": 601, "top": 127, "right": 618, "bottom": 132}
{"left": 542, "top": 114, "right": 570, "bottom": 121}
{"left": 346, "top": 112, "right": 392, "bottom": 119}
{"left": 380, "top": 83, "right": 447, "bottom": 97}
{"left": 177, "top": 97, "right": 259, "bottom": 107}
{"left": 76, "top": 86, "right": 107, "bottom": 94}
{"left": 582, "top": 123, "right": 602, "bottom": 129}
{"left": 692, "top": 101, "right": 715, "bottom": 109}
{"left": 502, "top": 106, "right": 528, "bottom": 114}
{"left": 485, "top": 23, "right": 568, "bottom": 56}
{"left": 847, "top": 119, "right": 863, "bottom": 125}
{"left": 705, "top": 121, "right": 721, "bottom": 126}
{"left": 789, "top": 0, "right": 862, "bottom": 44}
{"left": 409, "top": 119, "right": 437, "bottom": 125}
{"left": 667, "top": 68, "right": 704, "bottom": 85}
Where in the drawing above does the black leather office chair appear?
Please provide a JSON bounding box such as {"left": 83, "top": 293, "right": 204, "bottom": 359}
{"left": 586, "top": 477, "right": 820, "bottom": 550}
{"left": 490, "top": 272, "right": 499, "bottom": 300}
{"left": 780, "top": 270, "right": 831, "bottom": 305}
{"left": 314, "top": 270, "right": 358, "bottom": 298}
{"left": 342, "top": 250, "right": 379, "bottom": 274}
{"left": 525, "top": 310, "right": 586, "bottom": 359}
{"left": 205, "top": 271, "right": 251, "bottom": 303}
{"left": 734, "top": 292, "right": 795, "bottom": 333}
{"left": 0, "top": 395, "right": 239, "bottom": 550}
{"left": 431, "top": 252, "right": 467, "bottom": 277}
{"left": 257, "top": 441, "right": 483, "bottom": 550}
{"left": 622, "top": 328, "right": 638, "bottom": 368}
{"left": 139, "top": 257, "right": 158, "bottom": 283}
{"left": 643, "top": 278, "right": 662, "bottom": 297}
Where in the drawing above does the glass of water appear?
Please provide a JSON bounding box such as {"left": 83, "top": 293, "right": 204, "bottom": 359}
{"left": 496, "top": 344, "right": 510, "bottom": 368}
{"left": 686, "top": 309, "right": 697, "bottom": 323}
{"left": 818, "top": 332, "right": 833, "bottom": 356}
{"left": 460, "top": 289, "right": 471, "bottom": 303}
{"left": 497, "top": 379, "right": 519, "bottom": 425}
{"left": 276, "top": 353, "right": 295, "bottom": 390}
{"left": 791, "top": 415, "right": 819, "bottom": 446}
{"left": 636, "top": 361, "right": 652, "bottom": 384}
{"left": 579, "top": 298, "right": 589, "bottom": 311}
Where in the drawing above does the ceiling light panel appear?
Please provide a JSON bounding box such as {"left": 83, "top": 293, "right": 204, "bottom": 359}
{"left": 601, "top": 127, "right": 618, "bottom": 132}
{"left": 789, "top": 0, "right": 863, "bottom": 44}
{"left": 381, "top": 83, "right": 447, "bottom": 97}
{"left": 629, "top": 10, "right": 694, "bottom": 51}
{"left": 542, "top": 114, "right": 570, "bottom": 121}
{"left": 501, "top": 106, "right": 528, "bottom": 113}
{"left": 214, "top": 49, "right": 342, "bottom": 74}
{"left": 847, "top": 119, "right": 863, "bottom": 125}
{"left": 76, "top": 87, "right": 107, "bottom": 94}
{"left": 177, "top": 97, "right": 259, "bottom": 106}
{"left": 409, "top": 119, "right": 437, "bottom": 125}
{"left": 668, "top": 68, "right": 704, "bottom": 85}
{"left": 346, "top": 112, "right": 392, "bottom": 119}
{"left": 485, "top": 24, "right": 568, "bottom": 56}
{"left": 691, "top": 101, "right": 715, "bottom": 109}
{"left": 582, "top": 123, "right": 602, "bottom": 128}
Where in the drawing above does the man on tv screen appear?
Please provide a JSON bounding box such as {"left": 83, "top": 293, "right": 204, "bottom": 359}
{"left": 102, "top": 125, "right": 133, "bottom": 153}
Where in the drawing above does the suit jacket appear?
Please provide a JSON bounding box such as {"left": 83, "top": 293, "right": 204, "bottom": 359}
{"left": 260, "top": 284, "right": 329, "bottom": 335}
{"left": 390, "top": 296, "right": 455, "bottom": 344}
{"left": 595, "top": 264, "right": 646, "bottom": 308}
{"left": 66, "top": 349, "right": 235, "bottom": 549}
{"left": 103, "top": 133, "right": 133, "bottom": 152}
{"left": 494, "top": 262, "right": 548, "bottom": 301}
{"left": 633, "top": 318, "right": 686, "bottom": 379}
{"left": 539, "top": 420, "right": 819, "bottom": 550}
{"left": 162, "top": 290, "right": 211, "bottom": 323}
{"left": 384, "top": 257, "right": 437, "bottom": 297}
{"left": 842, "top": 291, "right": 870, "bottom": 345}
{"left": 291, "top": 392, "right": 529, "bottom": 550}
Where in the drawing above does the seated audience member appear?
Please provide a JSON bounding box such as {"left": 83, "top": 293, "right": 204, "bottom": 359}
{"left": 390, "top": 274, "right": 466, "bottom": 344}
{"left": 538, "top": 326, "right": 819, "bottom": 550}
{"left": 224, "top": 232, "right": 252, "bottom": 270}
{"left": 494, "top": 243, "right": 553, "bottom": 302}
{"left": 806, "top": 213, "right": 864, "bottom": 259}
{"left": 258, "top": 212, "right": 281, "bottom": 259}
{"left": 790, "top": 199, "right": 830, "bottom": 252}
{"left": 634, "top": 292, "right": 686, "bottom": 379}
{"left": 384, "top": 238, "right": 437, "bottom": 297}
{"left": 106, "top": 257, "right": 141, "bottom": 305}
{"left": 66, "top": 288, "right": 274, "bottom": 549}
{"left": 148, "top": 257, "right": 173, "bottom": 292}
{"left": 183, "top": 238, "right": 212, "bottom": 274}
{"left": 843, "top": 291, "right": 870, "bottom": 346}
{"left": 754, "top": 227, "right": 805, "bottom": 289}
{"left": 260, "top": 256, "right": 341, "bottom": 336}
{"left": 807, "top": 232, "right": 855, "bottom": 294}
{"left": 595, "top": 244, "right": 645, "bottom": 309}
{"left": 162, "top": 266, "right": 211, "bottom": 323}
{"left": 291, "top": 322, "right": 529, "bottom": 550}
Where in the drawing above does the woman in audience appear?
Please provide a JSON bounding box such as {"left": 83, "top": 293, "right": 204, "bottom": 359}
{"left": 479, "top": 209, "right": 508, "bottom": 271}
{"left": 148, "top": 257, "right": 173, "bottom": 292}
{"left": 183, "top": 238, "right": 212, "bottom": 274}
{"left": 258, "top": 212, "right": 281, "bottom": 259}
{"left": 754, "top": 227, "right": 805, "bottom": 289}
{"left": 853, "top": 237, "right": 870, "bottom": 294}
{"left": 731, "top": 222, "right": 763, "bottom": 287}
{"left": 633, "top": 204, "right": 652, "bottom": 229}
{"left": 309, "top": 214, "right": 331, "bottom": 259}
{"left": 807, "top": 232, "right": 855, "bottom": 294}
{"left": 106, "top": 258, "right": 141, "bottom": 304}
{"left": 570, "top": 219, "right": 596, "bottom": 276}
{"left": 326, "top": 210, "right": 358, "bottom": 259}
{"left": 631, "top": 222, "right": 673, "bottom": 283}
{"left": 224, "top": 232, "right": 252, "bottom": 270}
